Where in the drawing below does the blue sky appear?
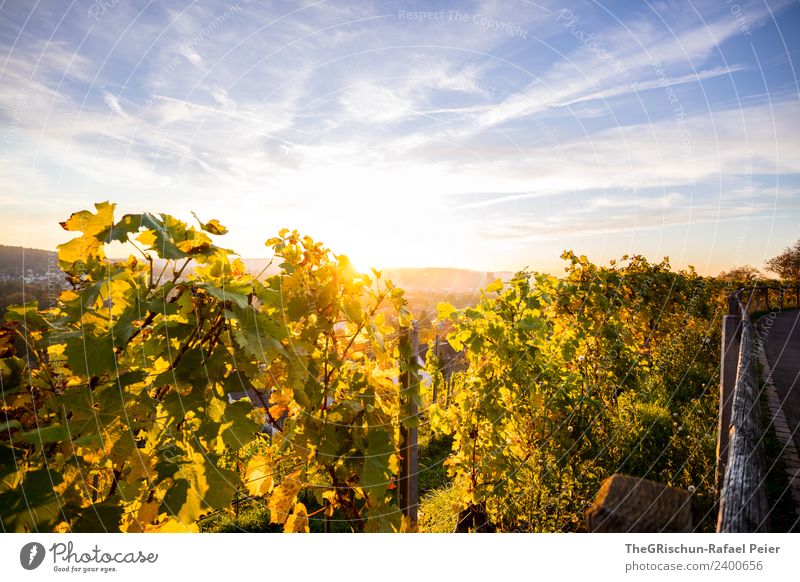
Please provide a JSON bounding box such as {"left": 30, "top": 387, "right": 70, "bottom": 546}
{"left": 0, "top": 0, "right": 798, "bottom": 274}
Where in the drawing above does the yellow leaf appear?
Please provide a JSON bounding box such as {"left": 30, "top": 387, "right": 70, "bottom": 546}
{"left": 203, "top": 218, "right": 228, "bottom": 235}
{"left": 60, "top": 201, "right": 115, "bottom": 235}
{"left": 322, "top": 490, "right": 337, "bottom": 516}
{"left": 126, "top": 452, "right": 155, "bottom": 483}
{"left": 436, "top": 302, "right": 456, "bottom": 320}
{"left": 485, "top": 278, "right": 503, "bottom": 293}
{"left": 136, "top": 502, "right": 160, "bottom": 526}
{"left": 268, "top": 390, "right": 292, "bottom": 421}
{"left": 398, "top": 308, "right": 413, "bottom": 327}
{"left": 137, "top": 229, "right": 157, "bottom": 246}
{"left": 144, "top": 518, "right": 198, "bottom": 533}
{"left": 244, "top": 453, "right": 273, "bottom": 496}
{"left": 284, "top": 502, "right": 309, "bottom": 533}
{"left": 176, "top": 231, "right": 212, "bottom": 254}
{"left": 447, "top": 335, "right": 463, "bottom": 352}
{"left": 57, "top": 202, "right": 115, "bottom": 265}
{"left": 268, "top": 469, "right": 303, "bottom": 524}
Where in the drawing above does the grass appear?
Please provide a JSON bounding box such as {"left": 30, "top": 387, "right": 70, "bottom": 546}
{"left": 416, "top": 430, "right": 460, "bottom": 533}
{"left": 198, "top": 499, "right": 280, "bottom": 533}
{"left": 198, "top": 492, "right": 355, "bottom": 533}
{"left": 417, "top": 432, "right": 453, "bottom": 496}
{"left": 418, "top": 483, "right": 462, "bottom": 533}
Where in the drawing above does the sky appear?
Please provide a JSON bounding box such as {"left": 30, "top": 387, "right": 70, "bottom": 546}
{"left": 0, "top": 0, "right": 798, "bottom": 275}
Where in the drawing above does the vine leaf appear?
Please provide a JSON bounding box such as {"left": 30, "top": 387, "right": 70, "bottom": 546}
{"left": 63, "top": 334, "right": 116, "bottom": 377}
{"left": 18, "top": 424, "right": 70, "bottom": 445}
{"left": 284, "top": 502, "right": 309, "bottom": 533}
{"left": 0, "top": 469, "right": 64, "bottom": 532}
{"left": 244, "top": 454, "right": 273, "bottom": 496}
{"left": 58, "top": 201, "right": 115, "bottom": 267}
{"left": 361, "top": 429, "right": 395, "bottom": 500}
{"left": 72, "top": 502, "right": 125, "bottom": 533}
{"left": 268, "top": 469, "right": 303, "bottom": 525}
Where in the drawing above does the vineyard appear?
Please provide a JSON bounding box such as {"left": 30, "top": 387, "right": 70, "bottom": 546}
{"left": 0, "top": 202, "right": 728, "bottom": 533}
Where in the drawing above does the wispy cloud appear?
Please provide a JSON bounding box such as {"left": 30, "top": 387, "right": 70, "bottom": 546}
{"left": 0, "top": 0, "right": 797, "bottom": 273}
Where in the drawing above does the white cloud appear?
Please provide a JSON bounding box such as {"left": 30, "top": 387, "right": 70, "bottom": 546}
{"left": 179, "top": 44, "right": 203, "bottom": 66}
{"left": 0, "top": 0, "right": 796, "bottom": 272}
{"left": 103, "top": 92, "right": 126, "bottom": 117}
{"left": 339, "top": 83, "right": 412, "bottom": 124}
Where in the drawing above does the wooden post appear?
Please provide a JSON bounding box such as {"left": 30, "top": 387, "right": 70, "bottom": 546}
{"left": 716, "top": 293, "right": 741, "bottom": 492}
{"left": 717, "top": 303, "right": 769, "bottom": 532}
{"left": 398, "top": 321, "right": 419, "bottom": 529}
{"left": 432, "top": 331, "right": 439, "bottom": 403}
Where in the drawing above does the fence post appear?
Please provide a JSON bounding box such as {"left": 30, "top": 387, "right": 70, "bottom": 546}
{"left": 432, "top": 331, "right": 439, "bottom": 403}
{"left": 717, "top": 299, "right": 769, "bottom": 532}
{"left": 398, "top": 321, "right": 419, "bottom": 530}
{"left": 716, "top": 293, "right": 741, "bottom": 492}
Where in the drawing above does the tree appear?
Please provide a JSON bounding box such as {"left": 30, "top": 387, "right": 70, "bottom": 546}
{"left": 766, "top": 240, "right": 800, "bottom": 307}
{"left": 718, "top": 265, "right": 761, "bottom": 284}
{"left": 765, "top": 240, "right": 800, "bottom": 283}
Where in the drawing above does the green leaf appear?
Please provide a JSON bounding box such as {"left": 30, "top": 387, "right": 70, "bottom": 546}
{"left": 342, "top": 295, "right": 364, "bottom": 324}
{"left": 361, "top": 429, "right": 394, "bottom": 499}
{"left": 400, "top": 415, "right": 420, "bottom": 430}
{"left": 218, "top": 400, "right": 259, "bottom": 448}
{"left": 160, "top": 384, "right": 208, "bottom": 427}
{"left": 71, "top": 501, "right": 124, "bottom": 532}
{"left": 197, "top": 282, "right": 251, "bottom": 309}
{"left": 4, "top": 301, "right": 49, "bottom": 330}
{"left": 113, "top": 213, "right": 189, "bottom": 260}
{"left": 18, "top": 424, "right": 70, "bottom": 445}
{"left": 160, "top": 458, "right": 236, "bottom": 524}
{"left": 160, "top": 478, "right": 196, "bottom": 523}
{"left": 0, "top": 444, "right": 23, "bottom": 492}
{"left": 0, "top": 420, "right": 21, "bottom": 433}
{"left": 64, "top": 334, "right": 116, "bottom": 377}
{"left": 0, "top": 356, "right": 25, "bottom": 389}
{"left": 231, "top": 307, "right": 286, "bottom": 364}
{"left": 105, "top": 213, "right": 153, "bottom": 243}
{"left": 0, "top": 469, "right": 64, "bottom": 532}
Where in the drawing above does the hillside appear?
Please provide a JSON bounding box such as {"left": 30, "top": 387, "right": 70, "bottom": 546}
{"left": 0, "top": 245, "right": 58, "bottom": 275}
{"left": 382, "top": 267, "right": 514, "bottom": 293}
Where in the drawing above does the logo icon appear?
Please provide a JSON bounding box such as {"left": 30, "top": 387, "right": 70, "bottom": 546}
{"left": 20, "top": 542, "right": 46, "bottom": 570}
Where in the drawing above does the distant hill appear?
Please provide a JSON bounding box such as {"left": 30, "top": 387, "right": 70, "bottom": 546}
{"left": 0, "top": 246, "right": 512, "bottom": 294}
{"left": 237, "top": 258, "right": 280, "bottom": 278}
{"left": 0, "top": 246, "right": 63, "bottom": 315}
{"left": 0, "top": 245, "right": 58, "bottom": 274}
{"left": 382, "top": 268, "right": 514, "bottom": 293}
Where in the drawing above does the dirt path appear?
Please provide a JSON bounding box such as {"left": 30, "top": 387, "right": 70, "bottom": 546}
{"left": 758, "top": 309, "right": 800, "bottom": 524}
{"left": 760, "top": 309, "right": 800, "bottom": 452}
